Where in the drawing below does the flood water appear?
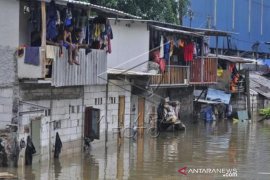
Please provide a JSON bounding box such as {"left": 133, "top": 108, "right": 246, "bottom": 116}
{"left": 1, "top": 120, "right": 270, "bottom": 179}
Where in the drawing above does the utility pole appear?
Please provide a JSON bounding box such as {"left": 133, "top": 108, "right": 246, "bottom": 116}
{"left": 187, "top": 8, "right": 194, "bottom": 27}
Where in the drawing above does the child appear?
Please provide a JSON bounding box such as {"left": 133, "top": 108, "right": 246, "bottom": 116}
{"left": 59, "top": 25, "right": 79, "bottom": 65}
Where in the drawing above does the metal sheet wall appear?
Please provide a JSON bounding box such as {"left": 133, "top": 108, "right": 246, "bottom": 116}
{"left": 52, "top": 47, "right": 107, "bottom": 87}
{"left": 184, "top": 0, "right": 270, "bottom": 53}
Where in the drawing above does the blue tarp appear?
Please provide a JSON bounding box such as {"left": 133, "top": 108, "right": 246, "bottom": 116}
{"left": 206, "top": 88, "right": 231, "bottom": 104}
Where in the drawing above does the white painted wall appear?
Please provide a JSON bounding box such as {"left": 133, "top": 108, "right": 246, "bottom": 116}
{"left": 84, "top": 80, "right": 132, "bottom": 147}
{"left": 108, "top": 20, "right": 150, "bottom": 72}
{"left": 0, "top": 0, "right": 20, "bottom": 47}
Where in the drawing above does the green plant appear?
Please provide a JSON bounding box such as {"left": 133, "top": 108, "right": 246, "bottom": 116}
{"left": 259, "top": 107, "right": 270, "bottom": 117}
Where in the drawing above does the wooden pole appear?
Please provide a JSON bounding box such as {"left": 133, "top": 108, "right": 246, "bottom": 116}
{"left": 41, "top": 1, "right": 46, "bottom": 78}
{"left": 245, "top": 69, "right": 251, "bottom": 118}
{"left": 215, "top": 36, "right": 218, "bottom": 56}
{"left": 201, "top": 38, "right": 204, "bottom": 83}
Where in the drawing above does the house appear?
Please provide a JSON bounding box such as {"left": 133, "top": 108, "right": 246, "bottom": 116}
{"left": 249, "top": 73, "right": 270, "bottom": 112}
{"left": 0, "top": 0, "right": 232, "bottom": 167}
{"left": 0, "top": 0, "right": 140, "bottom": 165}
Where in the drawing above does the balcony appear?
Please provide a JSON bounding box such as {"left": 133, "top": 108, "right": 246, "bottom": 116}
{"left": 18, "top": 46, "right": 107, "bottom": 87}
{"left": 190, "top": 57, "right": 218, "bottom": 85}
{"left": 149, "top": 65, "right": 190, "bottom": 87}
{"left": 149, "top": 57, "right": 218, "bottom": 87}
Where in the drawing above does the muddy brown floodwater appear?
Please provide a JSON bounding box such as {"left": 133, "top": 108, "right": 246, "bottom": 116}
{"left": 1, "top": 119, "right": 270, "bottom": 180}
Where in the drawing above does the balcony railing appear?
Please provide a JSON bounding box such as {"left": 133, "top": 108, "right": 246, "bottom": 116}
{"left": 150, "top": 65, "right": 190, "bottom": 87}
{"left": 190, "top": 57, "right": 218, "bottom": 84}
{"left": 17, "top": 46, "right": 107, "bottom": 87}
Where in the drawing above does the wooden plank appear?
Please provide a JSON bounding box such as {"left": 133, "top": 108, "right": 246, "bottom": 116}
{"left": 41, "top": 1, "right": 46, "bottom": 78}
{"left": 138, "top": 97, "right": 145, "bottom": 136}
{"left": 118, "top": 96, "right": 125, "bottom": 138}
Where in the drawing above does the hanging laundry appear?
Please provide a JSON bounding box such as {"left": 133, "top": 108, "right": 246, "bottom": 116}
{"left": 46, "top": 45, "right": 57, "bottom": 59}
{"left": 54, "top": 132, "right": 62, "bottom": 158}
{"left": 184, "top": 42, "right": 194, "bottom": 62}
{"left": 24, "top": 47, "right": 40, "bottom": 66}
{"left": 164, "top": 41, "right": 170, "bottom": 62}
{"left": 46, "top": 1, "right": 58, "bottom": 41}
{"left": 170, "top": 39, "right": 174, "bottom": 57}
{"left": 193, "top": 42, "right": 197, "bottom": 56}
{"left": 159, "top": 58, "right": 166, "bottom": 73}
{"left": 159, "top": 36, "right": 164, "bottom": 58}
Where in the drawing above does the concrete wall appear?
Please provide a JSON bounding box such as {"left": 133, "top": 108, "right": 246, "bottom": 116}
{"left": 0, "top": 46, "right": 16, "bottom": 129}
{"left": 0, "top": 88, "right": 14, "bottom": 129}
{"left": 18, "top": 84, "right": 84, "bottom": 160}
{"left": 0, "top": 0, "right": 20, "bottom": 47}
{"left": 168, "top": 87, "right": 194, "bottom": 120}
{"left": 84, "top": 80, "right": 132, "bottom": 148}
{"left": 108, "top": 20, "right": 149, "bottom": 72}
{"left": 0, "top": 46, "right": 16, "bottom": 86}
{"left": 231, "top": 93, "right": 247, "bottom": 112}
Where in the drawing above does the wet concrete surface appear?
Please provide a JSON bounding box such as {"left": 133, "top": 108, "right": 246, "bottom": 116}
{"left": 1, "top": 119, "right": 270, "bottom": 179}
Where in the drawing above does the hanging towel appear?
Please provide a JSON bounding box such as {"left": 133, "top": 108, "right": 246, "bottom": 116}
{"left": 24, "top": 47, "right": 40, "bottom": 66}
{"left": 46, "top": 45, "right": 56, "bottom": 59}
{"left": 159, "top": 36, "right": 164, "bottom": 58}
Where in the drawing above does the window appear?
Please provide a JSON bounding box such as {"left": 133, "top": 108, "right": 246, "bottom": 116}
{"left": 53, "top": 121, "right": 61, "bottom": 130}
{"left": 45, "top": 109, "right": 51, "bottom": 117}
{"left": 109, "top": 97, "right": 116, "bottom": 104}
{"left": 94, "top": 98, "right": 103, "bottom": 105}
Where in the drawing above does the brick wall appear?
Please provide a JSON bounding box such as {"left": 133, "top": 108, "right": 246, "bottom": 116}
{"left": 0, "top": 46, "right": 16, "bottom": 86}
{"left": 0, "top": 87, "right": 13, "bottom": 129}
{"left": 18, "top": 84, "right": 84, "bottom": 160}
{"left": 84, "top": 80, "right": 132, "bottom": 147}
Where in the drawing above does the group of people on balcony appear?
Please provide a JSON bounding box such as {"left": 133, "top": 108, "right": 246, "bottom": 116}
{"left": 149, "top": 32, "right": 210, "bottom": 74}
{"left": 29, "top": 1, "right": 113, "bottom": 65}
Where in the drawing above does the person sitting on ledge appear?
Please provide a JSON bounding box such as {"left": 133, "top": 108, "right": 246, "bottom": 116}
{"left": 59, "top": 24, "right": 79, "bottom": 65}
{"left": 72, "top": 28, "right": 92, "bottom": 55}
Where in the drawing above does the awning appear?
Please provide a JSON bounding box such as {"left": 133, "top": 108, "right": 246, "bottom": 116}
{"left": 150, "top": 25, "right": 204, "bottom": 37}
{"left": 51, "top": 0, "right": 141, "bottom": 19}
{"left": 209, "top": 54, "right": 254, "bottom": 63}
{"left": 250, "top": 73, "right": 270, "bottom": 99}
{"left": 107, "top": 68, "right": 156, "bottom": 76}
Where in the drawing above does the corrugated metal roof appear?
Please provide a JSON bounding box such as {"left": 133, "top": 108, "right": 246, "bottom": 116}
{"left": 107, "top": 68, "right": 156, "bottom": 76}
{"left": 150, "top": 25, "right": 203, "bottom": 37}
{"left": 109, "top": 18, "right": 233, "bottom": 37}
{"left": 209, "top": 54, "right": 254, "bottom": 63}
{"left": 54, "top": 0, "right": 141, "bottom": 19}
{"left": 50, "top": 46, "right": 107, "bottom": 87}
{"left": 250, "top": 73, "right": 270, "bottom": 99}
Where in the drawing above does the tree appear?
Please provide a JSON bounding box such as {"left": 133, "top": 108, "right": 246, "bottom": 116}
{"left": 77, "top": 0, "right": 189, "bottom": 25}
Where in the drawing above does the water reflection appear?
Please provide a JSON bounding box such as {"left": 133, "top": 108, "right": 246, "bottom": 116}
{"left": 1, "top": 120, "right": 270, "bottom": 179}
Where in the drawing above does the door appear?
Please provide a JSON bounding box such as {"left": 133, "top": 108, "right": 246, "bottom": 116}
{"left": 118, "top": 96, "right": 125, "bottom": 138}
{"left": 138, "top": 97, "right": 145, "bottom": 135}
{"left": 31, "top": 117, "right": 41, "bottom": 155}
{"left": 85, "top": 107, "right": 100, "bottom": 140}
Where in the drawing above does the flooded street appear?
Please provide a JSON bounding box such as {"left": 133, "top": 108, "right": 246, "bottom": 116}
{"left": 2, "top": 120, "right": 270, "bottom": 179}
